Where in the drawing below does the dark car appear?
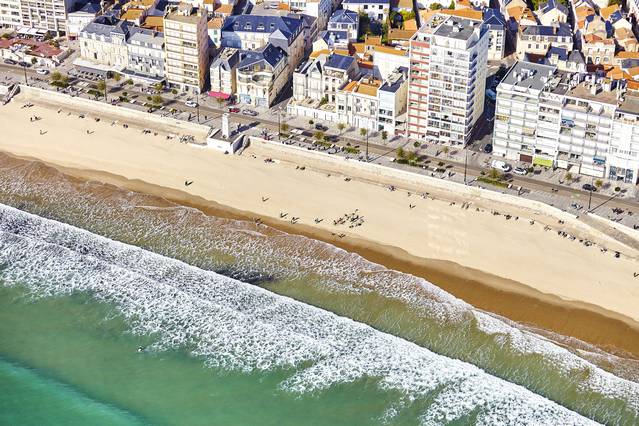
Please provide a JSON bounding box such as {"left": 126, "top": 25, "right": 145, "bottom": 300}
{"left": 582, "top": 183, "right": 597, "bottom": 192}
{"left": 17, "top": 61, "right": 30, "bottom": 68}
{"left": 228, "top": 107, "right": 240, "bottom": 113}
{"left": 483, "top": 144, "right": 493, "bottom": 154}
{"left": 314, "top": 123, "right": 328, "bottom": 131}
{"left": 3, "top": 58, "right": 16, "bottom": 65}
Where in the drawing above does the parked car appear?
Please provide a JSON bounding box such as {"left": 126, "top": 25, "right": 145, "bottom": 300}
{"left": 184, "top": 100, "right": 198, "bottom": 108}
{"left": 36, "top": 68, "right": 49, "bottom": 75}
{"left": 17, "top": 61, "right": 30, "bottom": 68}
{"left": 582, "top": 183, "right": 597, "bottom": 192}
{"left": 314, "top": 123, "right": 328, "bottom": 131}
{"left": 228, "top": 107, "right": 240, "bottom": 113}
{"left": 3, "top": 59, "right": 16, "bottom": 65}
{"left": 483, "top": 143, "right": 493, "bottom": 153}
{"left": 513, "top": 167, "right": 528, "bottom": 176}
{"left": 242, "top": 109, "right": 258, "bottom": 116}
{"left": 490, "top": 159, "right": 511, "bottom": 172}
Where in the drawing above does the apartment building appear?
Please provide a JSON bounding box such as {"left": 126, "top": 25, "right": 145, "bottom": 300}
{"left": 493, "top": 61, "right": 639, "bottom": 183}
{"left": 327, "top": 9, "right": 359, "bottom": 41}
{"left": 221, "top": 15, "right": 304, "bottom": 70}
{"left": 516, "top": 23, "right": 573, "bottom": 59}
{"left": 535, "top": 0, "right": 567, "bottom": 26}
{"left": 483, "top": 8, "right": 506, "bottom": 61}
{"left": 0, "top": 0, "right": 21, "bottom": 28}
{"left": 407, "top": 14, "right": 489, "bottom": 145}
{"left": 66, "top": 0, "right": 100, "bottom": 39}
{"left": 236, "top": 43, "right": 288, "bottom": 107}
{"left": 336, "top": 76, "right": 381, "bottom": 130}
{"left": 209, "top": 47, "right": 240, "bottom": 98}
{"left": 377, "top": 67, "right": 408, "bottom": 134}
{"left": 342, "top": 0, "right": 389, "bottom": 22}
{"left": 14, "top": 0, "right": 73, "bottom": 34}
{"left": 123, "top": 27, "right": 164, "bottom": 83}
{"left": 293, "top": 52, "right": 359, "bottom": 102}
{"left": 78, "top": 15, "right": 131, "bottom": 72}
{"left": 163, "top": 3, "right": 208, "bottom": 94}
{"left": 283, "top": 0, "right": 332, "bottom": 32}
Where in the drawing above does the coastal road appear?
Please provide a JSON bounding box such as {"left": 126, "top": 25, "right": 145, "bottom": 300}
{"left": 2, "top": 64, "right": 637, "bottom": 217}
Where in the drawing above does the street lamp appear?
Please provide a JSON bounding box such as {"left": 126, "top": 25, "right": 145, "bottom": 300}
{"left": 277, "top": 108, "right": 281, "bottom": 141}
{"left": 365, "top": 129, "right": 369, "bottom": 161}
{"left": 22, "top": 64, "right": 28, "bottom": 86}
{"left": 463, "top": 147, "right": 468, "bottom": 184}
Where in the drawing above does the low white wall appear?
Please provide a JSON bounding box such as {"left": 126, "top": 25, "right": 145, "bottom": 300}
{"left": 19, "top": 85, "right": 211, "bottom": 140}
{"left": 250, "top": 137, "right": 583, "bottom": 223}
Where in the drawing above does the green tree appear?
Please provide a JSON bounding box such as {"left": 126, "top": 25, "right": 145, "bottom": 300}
{"left": 154, "top": 81, "right": 164, "bottom": 91}
{"left": 359, "top": 128, "right": 367, "bottom": 138}
{"left": 449, "top": 0, "right": 455, "bottom": 8}
{"left": 594, "top": 179, "right": 603, "bottom": 188}
{"left": 337, "top": 122, "right": 346, "bottom": 134}
{"left": 151, "top": 95, "right": 164, "bottom": 105}
{"left": 50, "top": 71, "right": 62, "bottom": 82}
{"left": 113, "top": 73, "right": 121, "bottom": 82}
{"left": 314, "top": 130, "right": 325, "bottom": 143}
{"left": 396, "top": 147, "right": 405, "bottom": 159}
{"left": 565, "top": 172, "right": 573, "bottom": 182}
{"left": 30, "top": 57, "right": 37, "bottom": 65}
{"left": 488, "top": 168, "right": 503, "bottom": 180}
{"left": 280, "top": 123, "right": 289, "bottom": 134}
{"left": 442, "top": 146, "right": 449, "bottom": 157}
{"left": 308, "top": 119, "right": 314, "bottom": 129}
{"left": 381, "top": 130, "right": 388, "bottom": 143}
{"left": 96, "top": 79, "right": 106, "bottom": 93}
{"left": 430, "top": 2, "right": 442, "bottom": 9}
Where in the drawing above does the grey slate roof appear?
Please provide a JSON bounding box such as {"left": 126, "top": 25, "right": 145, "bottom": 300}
{"left": 222, "top": 15, "right": 303, "bottom": 40}
{"left": 128, "top": 27, "right": 164, "bottom": 47}
{"left": 568, "top": 50, "right": 585, "bottom": 65}
{"left": 74, "top": 0, "right": 100, "bottom": 14}
{"left": 319, "top": 30, "right": 349, "bottom": 45}
{"left": 211, "top": 48, "right": 241, "bottom": 71}
{"left": 522, "top": 22, "right": 571, "bottom": 37}
{"left": 538, "top": 0, "right": 568, "bottom": 16}
{"left": 546, "top": 46, "right": 568, "bottom": 61}
{"left": 501, "top": 61, "right": 557, "bottom": 91}
{"left": 325, "top": 53, "right": 356, "bottom": 70}
{"left": 329, "top": 9, "right": 358, "bottom": 24}
{"left": 237, "top": 43, "right": 287, "bottom": 69}
{"left": 483, "top": 8, "right": 506, "bottom": 28}
{"left": 82, "top": 15, "right": 132, "bottom": 39}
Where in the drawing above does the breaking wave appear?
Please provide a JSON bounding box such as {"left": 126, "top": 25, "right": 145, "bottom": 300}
{"left": 0, "top": 204, "right": 605, "bottom": 425}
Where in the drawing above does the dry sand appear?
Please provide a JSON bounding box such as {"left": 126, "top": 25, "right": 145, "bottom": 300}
{"left": 2, "top": 92, "right": 639, "bottom": 354}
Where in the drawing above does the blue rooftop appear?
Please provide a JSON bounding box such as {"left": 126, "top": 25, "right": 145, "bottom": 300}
{"left": 237, "top": 43, "right": 287, "bottom": 69}
{"left": 222, "top": 15, "right": 303, "bottom": 41}
{"left": 329, "top": 9, "right": 359, "bottom": 24}
{"left": 325, "top": 53, "right": 356, "bottom": 70}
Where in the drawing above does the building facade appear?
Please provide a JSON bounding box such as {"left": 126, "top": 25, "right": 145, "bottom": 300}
{"left": 163, "top": 4, "right": 208, "bottom": 93}
{"left": 78, "top": 15, "right": 131, "bottom": 71}
{"left": 407, "top": 14, "right": 489, "bottom": 145}
{"left": 124, "top": 27, "right": 164, "bottom": 83}
{"left": 342, "top": 0, "right": 389, "bottom": 21}
{"left": 493, "top": 61, "right": 639, "bottom": 183}
{"left": 209, "top": 47, "right": 240, "bottom": 98}
{"left": 236, "top": 43, "right": 288, "bottom": 107}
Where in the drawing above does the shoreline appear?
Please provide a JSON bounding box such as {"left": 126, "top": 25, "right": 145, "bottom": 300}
{"left": 2, "top": 90, "right": 639, "bottom": 359}
{"left": 8, "top": 153, "right": 639, "bottom": 359}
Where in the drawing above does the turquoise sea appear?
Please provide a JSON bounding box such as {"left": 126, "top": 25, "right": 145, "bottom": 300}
{"left": 0, "top": 153, "right": 638, "bottom": 425}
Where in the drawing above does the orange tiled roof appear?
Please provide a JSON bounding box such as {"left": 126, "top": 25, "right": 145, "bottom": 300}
{"left": 208, "top": 17, "right": 223, "bottom": 29}
{"left": 455, "top": 0, "right": 472, "bottom": 9}
{"left": 342, "top": 78, "right": 381, "bottom": 96}
{"left": 627, "top": 80, "right": 639, "bottom": 90}
{"left": 374, "top": 45, "right": 408, "bottom": 56}
{"left": 616, "top": 51, "right": 639, "bottom": 59}
{"left": 121, "top": 9, "right": 144, "bottom": 21}
{"left": 214, "top": 4, "right": 233, "bottom": 14}
{"left": 599, "top": 5, "right": 618, "bottom": 20}
{"left": 142, "top": 15, "right": 163, "bottom": 31}
{"left": 442, "top": 8, "right": 482, "bottom": 20}
{"left": 403, "top": 18, "right": 417, "bottom": 30}
{"left": 388, "top": 28, "right": 416, "bottom": 40}
{"left": 627, "top": 66, "right": 639, "bottom": 77}
{"left": 575, "top": 5, "right": 595, "bottom": 19}
{"left": 364, "top": 35, "right": 382, "bottom": 46}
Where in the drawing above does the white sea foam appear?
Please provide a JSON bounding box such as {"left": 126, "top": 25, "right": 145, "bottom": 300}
{"left": 0, "top": 204, "right": 600, "bottom": 425}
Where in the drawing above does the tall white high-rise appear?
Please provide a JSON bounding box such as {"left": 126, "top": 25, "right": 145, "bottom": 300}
{"left": 407, "top": 14, "right": 488, "bottom": 145}
{"left": 163, "top": 3, "right": 209, "bottom": 94}
{"left": 0, "top": 0, "right": 73, "bottom": 34}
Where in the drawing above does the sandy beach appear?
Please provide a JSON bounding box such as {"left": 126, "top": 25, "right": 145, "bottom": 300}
{"left": 2, "top": 90, "right": 639, "bottom": 356}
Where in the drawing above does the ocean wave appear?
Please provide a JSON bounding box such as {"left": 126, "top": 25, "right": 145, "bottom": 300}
{"left": 0, "top": 204, "right": 600, "bottom": 425}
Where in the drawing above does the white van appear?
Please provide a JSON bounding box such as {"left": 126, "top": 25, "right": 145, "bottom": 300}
{"left": 490, "top": 159, "right": 511, "bottom": 172}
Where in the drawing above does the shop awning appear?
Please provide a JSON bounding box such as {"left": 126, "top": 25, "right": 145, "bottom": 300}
{"left": 207, "top": 91, "right": 230, "bottom": 99}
